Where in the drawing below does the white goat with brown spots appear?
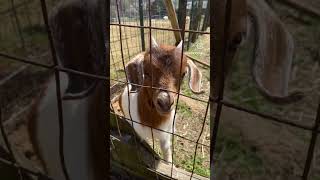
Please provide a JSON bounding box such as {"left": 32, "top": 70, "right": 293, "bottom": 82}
{"left": 119, "top": 38, "right": 203, "bottom": 163}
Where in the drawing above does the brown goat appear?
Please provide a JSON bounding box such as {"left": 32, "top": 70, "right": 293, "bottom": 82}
{"left": 120, "top": 37, "right": 203, "bottom": 163}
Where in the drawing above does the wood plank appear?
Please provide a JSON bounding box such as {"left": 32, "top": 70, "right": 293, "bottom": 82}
{"left": 163, "top": 0, "right": 182, "bottom": 44}
{"left": 0, "top": 139, "right": 41, "bottom": 180}
{"left": 155, "top": 161, "right": 209, "bottom": 180}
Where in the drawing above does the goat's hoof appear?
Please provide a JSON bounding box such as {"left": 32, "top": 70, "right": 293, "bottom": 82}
{"left": 163, "top": 158, "right": 173, "bottom": 165}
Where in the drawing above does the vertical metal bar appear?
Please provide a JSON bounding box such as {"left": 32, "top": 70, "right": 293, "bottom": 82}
{"left": 201, "top": 1, "right": 210, "bottom": 32}
{"left": 39, "top": 0, "right": 70, "bottom": 180}
{"left": 139, "top": 0, "right": 146, "bottom": 51}
{"left": 115, "top": 0, "right": 143, "bottom": 165}
{"left": 134, "top": 0, "right": 143, "bottom": 53}
{"left": 121, "top": 2, "right": 131, "bottom": 61}
{"left": 100, "top": 1, "right": 109, "bottom": 177}
{"left": 177, "top": 0, "right": 187, "bottom": 33}
{"left": 148, "top": 1, "right": 159, "bottom": 179}
{"left": 132, "top": 0, "right": 140, "bottom": 55}
{"left": 170, "top": 6, "right": 187, "bottom": 178}
{"left": 188, "top": 0, "right": 203, "bottom": 46}
{"left": 187, "top": 0, "right": 195, "bottom": 49}
{"left": 210, "top": 0, "right": 233, "bottom": 177}
{"left": 302, "top": 101, "right": 320, "bottom": 180}
{"left": 150, "top": 128, "right": 160, "bottom": 180}
{"left": 194, "top": 0, "right": 203, "bottom": 41}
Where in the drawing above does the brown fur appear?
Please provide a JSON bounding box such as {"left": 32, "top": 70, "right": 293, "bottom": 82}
{"left": 137, "top": 88, "right": 171, "bottom": 128}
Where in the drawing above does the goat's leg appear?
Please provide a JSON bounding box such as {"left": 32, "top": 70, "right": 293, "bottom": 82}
{"left": 160, "top": 135, "right": 172, "bottom": 164}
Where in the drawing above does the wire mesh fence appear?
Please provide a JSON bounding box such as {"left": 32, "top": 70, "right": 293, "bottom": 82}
{"left": 110, "top": 0, "right": 210, "bottom": 179}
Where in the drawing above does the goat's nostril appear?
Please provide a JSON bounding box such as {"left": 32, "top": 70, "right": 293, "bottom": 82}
{"left": 157, "top": 97, "right": 171, "bottom": 111}
{"left": 156, "top": 91, "right": 173, "bottom": 112}
{"left": 157, "top": 99, "right": 164, "bottom": 107}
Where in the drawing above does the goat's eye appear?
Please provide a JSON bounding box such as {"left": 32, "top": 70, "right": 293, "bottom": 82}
{"left": 181, "top": 72, "right": 186, "bottom": 78}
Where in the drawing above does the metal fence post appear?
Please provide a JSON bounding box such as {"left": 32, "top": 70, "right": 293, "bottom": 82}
{"left": 139, "top": 0, "right": 145, "bottom": 51}
{"left": 302, "top": 102, "right": 320, "bottom": 179}
{"left": 177, "top": 0, "right": 187, "bottom": 31}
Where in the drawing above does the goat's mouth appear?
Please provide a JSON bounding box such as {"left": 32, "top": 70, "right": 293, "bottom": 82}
{"left": 153, "top": 100, "right": 175, "bottom": 115}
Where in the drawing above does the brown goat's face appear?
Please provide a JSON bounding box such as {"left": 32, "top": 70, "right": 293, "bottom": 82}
{"left": 143, "top": 41, "right": 187, "bottom": 114}
{"left": 125, "top": 38, "right": 203, "bottom": 115}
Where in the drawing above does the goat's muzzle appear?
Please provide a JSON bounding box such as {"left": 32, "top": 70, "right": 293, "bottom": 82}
{"left": 155, "top": 91, "right": 174, "bottom": 114}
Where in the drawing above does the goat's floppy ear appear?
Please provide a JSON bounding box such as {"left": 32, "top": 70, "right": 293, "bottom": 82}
{"left": 187, "top": 59, "right": 203, "bottom": 94}
{"left": 49, "top": 1, "right": 105, "bottom": 100}
{"left": 125, "top": 53, "right": 144, "bottom": 92}
{"left": 247, "top": 0, "right": 304, "bottom": 103}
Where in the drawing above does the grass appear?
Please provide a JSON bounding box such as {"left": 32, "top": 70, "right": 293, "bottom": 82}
{"left": 180, "top": 80, "right": 193, "bottom": 97}
{"left": 181, "top": 156, "right": 210, "bottom": 177}
{"left": 212, "top": 122, "right": 269, "bottom": 180}
{"left": 177, "top": 99, "right": 192, "bottom": 117}
{"left": 0, "top": 0, "right": 53, "bottom": 69}
{"left": 143, "top": 98, "right": 210, "bottom": 178}
{"left": 186, "top": 33, "right": 210, "bottom": 63}
{"left": 174, "top": 95, "right": 210, "bottom": 177}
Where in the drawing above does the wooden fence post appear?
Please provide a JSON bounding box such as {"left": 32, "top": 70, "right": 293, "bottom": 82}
{"left": 163, "top": 0, "right": 182, "bottom": 44}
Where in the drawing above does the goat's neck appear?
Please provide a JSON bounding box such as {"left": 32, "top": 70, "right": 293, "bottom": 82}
{"left": 137, "top": 88, "right": 170, "bottom": 129}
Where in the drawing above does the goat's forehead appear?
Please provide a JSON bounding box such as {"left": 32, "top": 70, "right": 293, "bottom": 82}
{"left": 147, "top": 51, "right": 187, "bottom": 70}
{"left": 149, "top": 57, "right": 186, "bottom": 74}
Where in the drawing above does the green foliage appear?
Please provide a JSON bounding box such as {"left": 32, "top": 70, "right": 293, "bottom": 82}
{"left": 180, "top": 80, "right": 193, "bottom": 97}
{"left": 215, "top": 131, "right": 264, "bottom": 176}
{"left": 180, "top": 156, "right": 210, "bottom": 178}
{"left": 177, "top": 100, "right": 192, "bottom": 117}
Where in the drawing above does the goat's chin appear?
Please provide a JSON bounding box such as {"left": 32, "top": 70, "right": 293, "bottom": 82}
{"left": 155, "top": 105, "right": 174, "bottom": 116}
{"left": 156, "top": 109, "right": 172, "bottom": 116}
